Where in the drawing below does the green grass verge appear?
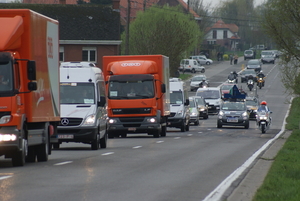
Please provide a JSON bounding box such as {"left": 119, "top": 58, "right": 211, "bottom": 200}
{"left": 179, "top": 74, "right": 192, "bottom": 80}
{"left": 253, "top": 97, "right": 300, "bottom": 201}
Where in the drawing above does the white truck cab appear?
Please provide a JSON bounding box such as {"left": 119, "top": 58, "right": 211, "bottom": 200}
{"left": 51, "top": 62, "right": 107, "bottom": 150}
{"left": 167, "top": 80, "right": 190, "bottom": 132}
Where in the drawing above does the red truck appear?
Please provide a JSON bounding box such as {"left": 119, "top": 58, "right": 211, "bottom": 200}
{"left": 0, "top": 9, "right": 60, "bottom": 166}
{"left": 102, "top": 55, "right": 170, "bottom": 138}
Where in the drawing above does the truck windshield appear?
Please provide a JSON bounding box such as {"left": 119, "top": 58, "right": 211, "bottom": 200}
{"left": 0, "top": 56, "right": 14, "bottom": 92}
{"left": 60, "top": 83, "right": 95, "bottom": 104}
{"left": 170, "top": 91, "right": 183, "bottom": 104}
{"left": 108, "top": 79, "right": 155, "bottom": 99}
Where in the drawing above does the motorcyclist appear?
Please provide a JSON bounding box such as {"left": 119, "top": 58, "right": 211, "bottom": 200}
{"left": 199, "top": 79, "right": 208, "bottom": 88}
{"left": 228, "top": 72, "right": 236, "bottom": 83}
{"left": 257, "top": 101, "right": 272, "bottom": 123}
{"left": 257, "top": 70, "right": 266, "bottom": 86}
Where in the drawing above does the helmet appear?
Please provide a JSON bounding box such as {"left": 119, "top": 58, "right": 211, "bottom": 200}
{"left": 261, "top": 101, "right": 267, "bottom": 105}
{"left": 260, "top": 70, "right": 263, "bottom": 73}
{"left": 230, "top": 71, "right": 233, "bottom": 74}
{"left": 233, "top": 71, "right": 236, "bottom": 73}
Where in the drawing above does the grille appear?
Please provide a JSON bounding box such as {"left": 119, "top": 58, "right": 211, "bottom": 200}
{"left": 119, "top": 117, "right": 145, "bottom": 123}
{"left": 170, "top": 113, "right": 176, "bottom": 117}
{"left": 59, "top": 118, "right": 83, "bottom": 126}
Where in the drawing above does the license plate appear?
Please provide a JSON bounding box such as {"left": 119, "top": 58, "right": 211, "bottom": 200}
{"left": 58, "top": 135, "right": 74, "bottom": 139}
{"left": 227, "top": 117, "right": 238, "bottom": 122}
{"left": 128, "top": 127, "right": 136, "bottom": 131}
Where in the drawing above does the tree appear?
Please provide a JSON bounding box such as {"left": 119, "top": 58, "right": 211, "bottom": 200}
{"left": 262, "top": 0, "right": 300, "bottom": 95}
{"left": 121, "top": 5, "right": 203, "bottom": 76}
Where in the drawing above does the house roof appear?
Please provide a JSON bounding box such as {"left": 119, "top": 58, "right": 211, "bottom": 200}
{"left": 207, "top": 19, "right": 239, "bottom": 33}
{"left": 0, "top": 4, "right": 120, "bottom": 41}
{"left": 119, "top": 0, "right": 200, "bottom": 22}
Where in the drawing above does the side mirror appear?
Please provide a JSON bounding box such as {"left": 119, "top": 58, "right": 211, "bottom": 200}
{"left": 98, "top": 96, "right": 106, "bottom": 107}
{"left": 185, "top": 99, "right": 189, "bottom": 106}
{"left": 161, "top": 84, "right": 166, "bottom": 93}
{"left": 27, "top": 60, "right": 36, "bottom": 80}
{"left": 28, "top": 82, "right": 37, "bottom": 91}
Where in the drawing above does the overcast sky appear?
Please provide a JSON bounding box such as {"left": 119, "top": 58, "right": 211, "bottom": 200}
{"left": 203, "top": 0, "right": 266, "bottom": 8}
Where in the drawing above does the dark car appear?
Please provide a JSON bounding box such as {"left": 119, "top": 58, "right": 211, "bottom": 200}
{"left": 245, "top": 96, "right": 259, "bottom": 119}
{"left": 261, "top": 55, "right": 275, "bottom": 64}
{"left": 192, "top": 96, "right": 209, "bottom": 119}
{"left": 217, "top": 101, "right": 249, "bottom": 129}
{"left": 246, "top": 59, "right": 262, "bottom": 72}
{"left": 240, "top": 69, "right": 257, "bottom": 83}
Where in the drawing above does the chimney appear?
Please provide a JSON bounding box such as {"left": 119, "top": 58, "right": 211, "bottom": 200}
{"left": 112, "top": 0, "right": 120, "bottom": 10}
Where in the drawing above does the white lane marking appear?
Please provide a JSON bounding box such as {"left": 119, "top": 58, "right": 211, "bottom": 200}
{"left": 102, "top": 152, "right": 114, "bottom": 156}
{"left": 188, "top": 134, "right": 193, "bottom": 136}
{"left": 54, "top": 161, "right": 73, "bottom": 166}
{"left": 207, "top": 129, "right": 211, "bottom": 130}
{"left": 156, "top": 141, "right": 164, "bottom": 143}
{"left": 198, "top": 132, "right": 203, "bottom": 133}
{"left": 203, "top": 97, "right": 292, "bottom": 201}
{"left": 0, "top": 176, "right": 12, "bottom": 180}
{"left": 133, "top": 146, "right": 142, "bottom": 149}
{"left": 174, "top": 137, "right": 181, "bottom": 140}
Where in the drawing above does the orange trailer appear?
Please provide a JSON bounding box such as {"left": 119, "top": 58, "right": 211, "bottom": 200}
{"left": 103, "top": 55, "right": 170, "bottom": 138}
{"left": 0, "top": 9, "right": 60, "bottom": 166}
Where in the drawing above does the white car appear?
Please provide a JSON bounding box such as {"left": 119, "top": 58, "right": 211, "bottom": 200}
{"left": 179, "top": 59, "right": 205, "bottom": 73}
{"left": 189, "top": 75, "right": 208, "bottom": 91}
{"left": 190, "top": 55, "right": 213, "bottom": 65}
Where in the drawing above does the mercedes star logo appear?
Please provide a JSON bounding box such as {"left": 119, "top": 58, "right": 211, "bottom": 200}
{"left": 61, "top": 118, "right": 69, "bottom": 126}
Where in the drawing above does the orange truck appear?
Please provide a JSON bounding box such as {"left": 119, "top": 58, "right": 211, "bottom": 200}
{"left": 0, "top": 9, "right": 60, "bottom": 166}
{"left": 102, "top": 55, "right": 170, "bottom": 138}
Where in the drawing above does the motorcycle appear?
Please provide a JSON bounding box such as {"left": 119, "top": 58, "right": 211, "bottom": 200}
{"left": 199, "top": 81, "right": 208, "bottom": 88}
{"left": 247, "top": 79, "right": 254, "bottom": 91}
{"left": 257, "top": 77, "right": 265, "bottom": 89}
{"left": 256, "top": 111, "right": 272, "bottom": 133}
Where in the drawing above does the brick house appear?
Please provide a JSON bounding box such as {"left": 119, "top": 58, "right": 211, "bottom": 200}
{"left": 0, "top": 3, "right": 121, "bottom": 68}
{"left": 204, "top": 19, "right": 240, "bottom": 51}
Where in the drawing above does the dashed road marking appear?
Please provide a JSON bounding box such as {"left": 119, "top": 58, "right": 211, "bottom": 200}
{"left": 0, "top": 176, "right": 12, "bottom": 180}
{"left": 133, "top": 146, "right": 142, "bottom": 149}
{"left": 54, "top": 161, "right": 73, "bottom": 166}
{"left": 102, "top": 152, "right": 114, "bottom": 156}
{"left": 174, "top": 137, "right": 181, "bottom": 140}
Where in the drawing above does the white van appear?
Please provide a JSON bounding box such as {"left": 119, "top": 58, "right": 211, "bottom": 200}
{"left": 196, "top": 87, "right": 222, "bottom": 114}
{"left": 179, "top": 59, "right": 205, "bottom": 73}
{"left": 167, "top": 80, "right": 190, "bottom": 132}
{"left": 51, "top": 62, "right": 107, "bottom": 150}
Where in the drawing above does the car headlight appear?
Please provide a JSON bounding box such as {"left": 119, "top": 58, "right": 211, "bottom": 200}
{"left": 218, "top": 111, "right": 224, "bottom": 118}
{"left": 191, "top": 112, "right": 197, "bottom": 116}
{"left": 242, "top": 112, "right": 248, "bottom": 117}
{"left": 82, "top": 114, "right": 96, "bottom": 126}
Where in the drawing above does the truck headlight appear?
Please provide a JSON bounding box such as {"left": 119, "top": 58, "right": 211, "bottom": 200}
{"left": 0, "top": 134, "right": 17, "bottom": 142}
{"left": 146, "top": 117, "right": 157, "bottom": 123}
{"left": 0, "top": 115, "right": 11, "bottom": 124}
{"left": 108, "top": 119, "right": 117, "bottom": 124}
{"left": 83, "top": 114, "right": 96, "bottom": 126}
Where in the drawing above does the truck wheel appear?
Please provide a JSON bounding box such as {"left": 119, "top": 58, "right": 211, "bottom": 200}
{"left": 191, "top": 69, "right": 196, "bottom": 73}
{"left": 26, "top": 146, "right": 36, "bottom": 162}
{"left": 180, "top": 121, "right": 186, "bottom": 132}
{"left": 91, "top": 133, "right": 100, "bottom": 150}
{"left": 160, "top": 126, "right": 167, "bottom": 137}
{"left": 100, "top": 130, "right": 107, "bottom": 148}
{"left": 12, "top": 139, "right": 27, "bottom": 167}
{"left": 36, "top": 123, "right": 50, "bottom": 162}
{"left": 186, "top": 122, "right": 190, "bottom": 131}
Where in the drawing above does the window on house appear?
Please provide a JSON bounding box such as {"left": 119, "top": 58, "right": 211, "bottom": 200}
{"left": 59, "top": 46, "right": 64, "bottom": 62}
{"left": 82, "top": 47, "right": 96, "bottom": 62}
{"left": 213, "top": 30, "right": 217, "bottom": 39}
{"left": 223, "top": 30, "right": 227, "bottom": 39}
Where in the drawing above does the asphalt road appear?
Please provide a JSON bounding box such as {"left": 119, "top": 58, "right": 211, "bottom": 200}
{"left": 0, "top": 58, "right": 290, "bottom": 201}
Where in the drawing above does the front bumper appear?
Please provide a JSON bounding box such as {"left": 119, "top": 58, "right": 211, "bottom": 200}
{"left": 218, "top": 117, "right": 249, "bottom": 127}
{"left": 167, "top": 117, "right": 185, "bottom": 128}
{"left": 107, "top": 117, "right": 161, "bottom": 135}
{"left": 207, "top": 105, "right": 220, "bottom": 113}
{"left": 51, "top": 126, "right": 98, "bottom": 143}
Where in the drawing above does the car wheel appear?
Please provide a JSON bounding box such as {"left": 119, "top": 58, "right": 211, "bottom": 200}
{"left": 201, "top": 69, "right": 205, "bottom": 73}
{"left": 217, "top": 121, "right": 222, "bottom": 128}
{"left": 204, "top": 114, "right": 209, "bottom": 119}
{"left": 206, "top": 61, "right": 210, "bottom": 65}
{"left": 194, "top": 119, "right": 199, "bottom": 125}
{"left": 245, "top": 122, "right": 249, "bottom": 129}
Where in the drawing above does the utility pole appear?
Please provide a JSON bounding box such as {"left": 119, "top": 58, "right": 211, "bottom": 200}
{"left": 125, "top": 0, "right": 131, "bottom": 55}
